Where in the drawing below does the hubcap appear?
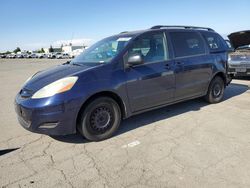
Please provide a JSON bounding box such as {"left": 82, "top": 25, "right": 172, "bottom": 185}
{"left": 90, "top": 106, "right": 113, "bottom": 133}
{"left": 213, "top": 84, "right": 221, "bottom": 97}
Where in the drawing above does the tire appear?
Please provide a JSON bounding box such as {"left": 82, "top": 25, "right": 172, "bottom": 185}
{"left": 78, "top": 97, "right": 121, "bottom": 141}
{"left": 205, "top": 76, "right": 225, "bottom": 104}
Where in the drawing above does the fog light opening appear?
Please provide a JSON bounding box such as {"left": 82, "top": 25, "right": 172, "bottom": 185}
{"left": 39, "top": 122, "right": 59, "bottom": 129}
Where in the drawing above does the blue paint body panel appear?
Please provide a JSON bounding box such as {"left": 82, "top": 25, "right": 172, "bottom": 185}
{"left": 15, "top": 28, "right": 230, "bottom": 135}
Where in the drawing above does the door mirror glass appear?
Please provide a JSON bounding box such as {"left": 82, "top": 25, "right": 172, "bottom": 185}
{"left": 128, "top": 54, "right": 143, "bottom": 66}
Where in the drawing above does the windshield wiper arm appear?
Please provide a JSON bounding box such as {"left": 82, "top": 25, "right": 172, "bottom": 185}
{"left": 71, "top": 62, "right": 83, "bottom": 66}
{"left": 62, "top": 60, "right": 71, "bottom": 65}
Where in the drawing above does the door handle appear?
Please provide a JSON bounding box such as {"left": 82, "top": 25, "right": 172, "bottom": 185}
{"left": 165, "top": 63, "right": 171, "bottom": 70}
{"left": 176, "top": 61, "right": 183, "bottom": 65}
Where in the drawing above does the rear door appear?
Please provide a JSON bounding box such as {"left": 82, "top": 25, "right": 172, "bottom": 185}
{"left": 202, "top": 31, "right": 230, "bottom": 78}
{"left": 168, "top": 31, "right": 213, "bottom": 100}
{"left": 125, "top": 31, "right": 175, "bottom": 112}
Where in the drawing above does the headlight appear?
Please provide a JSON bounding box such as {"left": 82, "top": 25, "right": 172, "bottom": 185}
{"left": 32, "top": 76, "right": 78, "bottom": 99}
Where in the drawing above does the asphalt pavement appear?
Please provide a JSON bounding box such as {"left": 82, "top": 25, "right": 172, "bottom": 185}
{"left": 0, "top": 59, "right": 250, "bottom": 188}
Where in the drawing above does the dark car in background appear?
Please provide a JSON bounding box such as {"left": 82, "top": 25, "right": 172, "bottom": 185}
{"left": 228, "top": 30, "right": 250, "bottom": 77}
{"left": 15, "top": 25, "right": 230, "bottom": 141}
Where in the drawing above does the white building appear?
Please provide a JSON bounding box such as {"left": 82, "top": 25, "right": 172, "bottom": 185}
{"left": 71, "top": 48, "right": 84, "bottom": 58}
{"left": 44, "top": 47, "right": 62, "bottom": 54}
{"left": 62, "top": 44, "right": 85, "bottom": 53}
{"left": 44, "top": 48, "right": 50, "bottom": 54}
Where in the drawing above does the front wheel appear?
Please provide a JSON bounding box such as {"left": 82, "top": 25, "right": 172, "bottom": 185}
{"left": 205, "top": 76, "right": 225, "bottom": 104}
{"left": 78, "top": 97, "right": 121, "bottom": 141}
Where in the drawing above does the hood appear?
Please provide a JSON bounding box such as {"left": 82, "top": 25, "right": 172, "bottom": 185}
{"left": 23, "top": 64, "right": 95, "bottom": 92}
{"left": 228, "top": 30, "right": 250, "bottom": 49}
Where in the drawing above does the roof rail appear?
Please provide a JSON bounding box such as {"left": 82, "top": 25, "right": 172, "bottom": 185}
{"left": 120, "top": 31, "right": 128, "bottom": 34}
{"left": 150, "top": 25, "right": 214, "bottom": 31}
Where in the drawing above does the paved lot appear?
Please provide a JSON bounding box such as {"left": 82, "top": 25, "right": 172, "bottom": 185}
{"left": 0, "top": 59, "right": 250, "bottom": 188}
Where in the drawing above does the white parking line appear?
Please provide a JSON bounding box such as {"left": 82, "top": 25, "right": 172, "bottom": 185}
{"left": 122, "top": 140, "right": 141, "bottom": 148}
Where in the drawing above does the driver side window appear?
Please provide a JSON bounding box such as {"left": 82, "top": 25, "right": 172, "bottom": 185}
{"left": 128, "top": 33, "right": 168, "bottom": 64}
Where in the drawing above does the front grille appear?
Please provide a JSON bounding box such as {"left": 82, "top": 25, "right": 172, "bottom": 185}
{"left": 229, "top": 63, "right": 250, "bottom": 68}
{"left": 228, "top": 68, "right": 250, "bottom": 73}
{"left": 15, "top": 102, "right": 31, "bottom": 128}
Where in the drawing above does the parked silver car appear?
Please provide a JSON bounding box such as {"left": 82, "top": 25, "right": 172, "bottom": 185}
{"left": 7, "top": 53, "right": 16, "bottom": 58}
{"left": 56, "top": 53, "right": 70, "bottom": 59}
{"left": 228, "top": 30, "right": 250, "bottom": 77}
{"left": 16, "top": 54, "right": 25, "bottom": 58}
{"left": 37, "top": 53, "right": 47, "bottom": 58}
{"left": 48, "top": 52, "right": 61, "bottom": 59}
{"left": 0, "top": 54, "right": 6, "bottom": 58}
{"left": 27, "top": 53, "right": 38, "bottom": 58}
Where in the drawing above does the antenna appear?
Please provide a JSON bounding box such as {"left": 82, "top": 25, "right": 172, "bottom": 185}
{"left": 70, "top": 32, "right": 74, "bottom": 46}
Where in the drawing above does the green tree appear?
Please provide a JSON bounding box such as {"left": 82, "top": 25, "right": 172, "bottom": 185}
{"left": 40, "top": 48, "right": 45, "bottom": 53}
{"left": 49, "top": 45, "right": 54, "bottom": 53}
{"left": 13, "top": 47, "right": 21, "bottom": 53}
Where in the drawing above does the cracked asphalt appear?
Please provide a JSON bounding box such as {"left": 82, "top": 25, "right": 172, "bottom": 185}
{"left": 0, "top": 59, "right": 250, "bottom": 188}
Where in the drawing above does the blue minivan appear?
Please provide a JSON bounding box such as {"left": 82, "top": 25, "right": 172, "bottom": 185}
{"left": 15, "top": 25, "right": 230, "bottom": 141}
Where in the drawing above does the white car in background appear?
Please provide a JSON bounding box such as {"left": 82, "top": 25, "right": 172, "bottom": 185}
{"left": 56, "top": 53, "right": 70, "bottom": 59}
{"left": 48, "top": 52, "right": 62, "bottom": 59}
{"left": 17, "top": 54, "right": 27, "bottom": 58}
{"left": 37, "top": 53, "right": 47, "bottom": 58}
{"left": 7, "top": 53, "right": 16, "bottom": 58}
{"left": 27, "top": 53, "right": 38, "bottom": 58}
{"left": 0, "top": 54, "right": 6, "bottom": 58}
{"left": 70, "top": 48, "right": 84, "bottom": 58}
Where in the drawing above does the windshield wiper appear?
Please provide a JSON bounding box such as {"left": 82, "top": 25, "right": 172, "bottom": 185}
{"left": 71, "top": 62, "right": 83, "bottom": 66}
{"left": 63, "top": 61, "right": 71, "bottom": 65}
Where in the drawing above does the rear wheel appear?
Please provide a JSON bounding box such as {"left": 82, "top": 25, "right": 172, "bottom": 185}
{"left": 205, "top": 76, "right": 225, "bottom": 103}
{"left": 78, "top": 97, "right": 121, "bottom": 141}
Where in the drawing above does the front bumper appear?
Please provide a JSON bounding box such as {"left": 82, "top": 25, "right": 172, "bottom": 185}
{"left": 228, "top": 68, "right": 250, "bottom": 76}
{"left": 15, "top": 94, "right": 81, "bottom": 135}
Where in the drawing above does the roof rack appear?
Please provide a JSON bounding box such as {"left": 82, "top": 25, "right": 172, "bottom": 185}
{"left": 150, "top": 25, "right": 214, "bottom": 31}
{"left": 120, "top": 31, "right": 129, "bottom": 34}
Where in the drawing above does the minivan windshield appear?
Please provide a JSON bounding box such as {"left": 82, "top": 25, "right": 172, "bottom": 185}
{"left": 71, "top": 36, "right": 133, "bottom": 65}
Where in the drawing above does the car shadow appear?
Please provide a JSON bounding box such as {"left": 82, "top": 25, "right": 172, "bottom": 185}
{"left": 0, "top": 148, "right": 20, "bottom": 156}
{"left": 50, "top": 133, "right": 89, "bottom": 144}
{"left": 51, "top": 83, "right": 249, "bottom": 143}
{"left": 224, "top": 82, "right": 249, "bottom": 100}
{"left": 234, "top": 76, "right": 250, "bottom": 81}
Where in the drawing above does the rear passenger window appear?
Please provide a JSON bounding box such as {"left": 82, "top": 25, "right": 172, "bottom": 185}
{"left": 170, "top": 32, "right": 205, "bottom": 58}
{"left": 202, "top": 32, "right": 226, "bottom": 52}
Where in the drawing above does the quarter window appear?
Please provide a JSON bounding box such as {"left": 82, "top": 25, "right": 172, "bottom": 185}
{"left": 170, "top": 32, "right": 205, "bottom": 58}
{"left": 128, "top": 33, "right": 168, "bottom": 64}
{"left": 202, "top": 32, "right": 227, "bottom": 51}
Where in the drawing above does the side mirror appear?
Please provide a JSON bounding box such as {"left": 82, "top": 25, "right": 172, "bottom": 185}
{"left": 227, "top": 48, "right": 235, "bottom": 53}
{"left": 128, "top": 54, "right": 143, "bottom": 66}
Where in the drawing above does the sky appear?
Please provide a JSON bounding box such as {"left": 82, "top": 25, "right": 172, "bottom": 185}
{"left": 1, "top": 0, "right": 250, "bottom": 52}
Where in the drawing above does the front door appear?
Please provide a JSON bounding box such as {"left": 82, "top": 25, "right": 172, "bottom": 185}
{"left": 125, "top": 32, "right": 175, "bottom": 112}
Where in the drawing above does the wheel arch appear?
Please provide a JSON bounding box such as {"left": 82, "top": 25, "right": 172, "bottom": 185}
{"left": 212, "top": 72, "right": 227, "bottom": 87}
{"left": 76, "top": 91, "right": 127, "bottom": 126}
{"left": 205, "top": 71, "right": 227, "bottom": 94}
